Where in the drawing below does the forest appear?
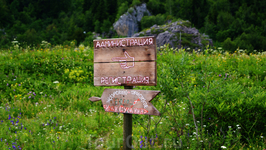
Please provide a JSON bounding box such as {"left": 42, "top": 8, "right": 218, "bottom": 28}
{"left": 0, "top": 0, "right": 266, "bottom": 52}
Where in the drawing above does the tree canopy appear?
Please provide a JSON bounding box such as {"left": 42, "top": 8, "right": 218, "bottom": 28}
{"left": 0, "top": 0, "right": 265, "bottom": 52}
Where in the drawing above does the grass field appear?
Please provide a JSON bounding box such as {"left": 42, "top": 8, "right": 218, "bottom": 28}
{"left": 0, "top": 42, "right": 266, "bottom": 149}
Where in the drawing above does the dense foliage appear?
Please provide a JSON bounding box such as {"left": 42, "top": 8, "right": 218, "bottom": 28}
{"left": 0, "top": 43, "right": 266, "bottom": 149}
{"left": 0, "top": 0, "right": 266, "bottom": 52}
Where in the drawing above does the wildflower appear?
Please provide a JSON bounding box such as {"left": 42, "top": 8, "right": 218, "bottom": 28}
{"left": 238, "top": 127, "right": 241, "bottom": 129}
{"left": 7, "top": 83, "right": 8, "bottom": 86}
{"left": 221, "top": 145, "right": 226, "bottom": 149}
{"left": 29, "top": 96, "right": 31, "bottom": 99}
{"left": 261, "top": 136, "right": 263, "bottom": 138}
{"left": 228, "top": 126, "right": 231, "bottom": 128}
{"left": 53, "top": 81, "right": 59, "bottom": 84}
{"left": 14, "top": 89, "right": 15, "bottom": 91}
{"left": 203, "top": 125, "right": 206, "bottom": 127}
{"left": 219, "top": 74, "right": 222, "bottom": 77}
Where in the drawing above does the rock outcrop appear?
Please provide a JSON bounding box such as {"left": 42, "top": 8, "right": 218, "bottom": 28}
{"left": 113, "top": 3, "right": 151, "bottom": 37}
{"left": 133, "top": 21, "right": 213, "bottom": 49}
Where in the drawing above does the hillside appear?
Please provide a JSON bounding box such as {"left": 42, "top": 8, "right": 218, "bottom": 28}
{"left": 0, "top": 0, "right": 266, "bottom": 52}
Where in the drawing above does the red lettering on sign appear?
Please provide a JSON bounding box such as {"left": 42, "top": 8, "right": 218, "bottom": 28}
{"left": 105, "top": 41, "right": 111, "bottom": 47}
{"left": 101, "top": 76, "right": 150, "bottom": 85}
{"left": 95, "top": 37, "right": 154, "bottom": 48}
{"left": 103, "top": 105, "right": 149, "bottom": 114}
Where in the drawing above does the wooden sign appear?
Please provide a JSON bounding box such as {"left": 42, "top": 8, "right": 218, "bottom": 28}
{"left": 93, "top": 36, "right": 157, "bottom": 86}
{"left": 89, "top": 89, "right": 160, "bottom": 116}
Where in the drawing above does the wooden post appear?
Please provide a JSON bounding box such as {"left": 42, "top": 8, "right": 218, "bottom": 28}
{"left": 123, "top": 86, "right": 133, "bottom": 150}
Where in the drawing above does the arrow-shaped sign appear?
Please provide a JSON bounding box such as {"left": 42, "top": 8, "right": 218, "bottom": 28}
{"left": 89, "top": 89, "right": 161, "bottom": 116}
{"left": 111, "top": 51, "right": 134, "bottom": 69}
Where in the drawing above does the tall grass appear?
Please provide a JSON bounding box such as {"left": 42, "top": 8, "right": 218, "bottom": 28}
{"left": 0, "top": 42, "right": 266, "bottom": 149}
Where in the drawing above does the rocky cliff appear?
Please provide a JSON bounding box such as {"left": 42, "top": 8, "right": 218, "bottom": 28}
{"left": 133, "top": 20, "right": 213, "bottom": 49}
{"left": 113, "top": 3, "right": 212, "bottom": 49}
{"left": 113, "top": 3, "right": 151, "bottom": 37}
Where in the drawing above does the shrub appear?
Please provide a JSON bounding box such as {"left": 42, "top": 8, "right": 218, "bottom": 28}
{"left": 140, "top": 14, "right": 165, "bottom": 30}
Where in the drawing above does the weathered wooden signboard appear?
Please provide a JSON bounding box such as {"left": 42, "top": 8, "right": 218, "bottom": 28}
{"left": 89, "top": 89, "right": 160, "bottom": 116}
{"left": 93, "top": 36, "right": 157, "bottom": 86}
{"left": 91, "top": 36, "right": 160, "bottom": 149}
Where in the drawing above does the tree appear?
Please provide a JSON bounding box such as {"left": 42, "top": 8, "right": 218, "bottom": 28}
{"left": 0, "top": 0, "right": 12, "bottom": 28}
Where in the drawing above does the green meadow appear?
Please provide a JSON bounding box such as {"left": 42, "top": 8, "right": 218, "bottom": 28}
{"left": 0, "top": 42, "right": 266, "bottom": 149}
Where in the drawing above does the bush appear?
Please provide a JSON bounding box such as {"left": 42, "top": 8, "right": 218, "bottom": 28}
{"left": 140, "top": 14, "right": 165, "bottom": 30}
{"left": 222, "top": 37, "right": 236, "bottom": 53}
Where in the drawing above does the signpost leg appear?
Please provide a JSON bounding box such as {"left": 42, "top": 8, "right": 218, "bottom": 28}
{"left": 123, "top": 86, "right": 133, "bottom": 150}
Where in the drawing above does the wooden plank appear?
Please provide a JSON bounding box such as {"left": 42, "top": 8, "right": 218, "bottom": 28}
{"left": 94, "top": 62, "right": 156, "bottom": 86}
{"left": 98, "top": 89, "right": 160, "bottom": 116}
{"left": 94, "top": 45, "right": 156, "bottom": 63}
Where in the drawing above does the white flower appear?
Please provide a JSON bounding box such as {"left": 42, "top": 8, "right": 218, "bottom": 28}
{"left": 40, "top": 92, "right": 43, "bottom": 94}
{"left": 203, "top": 125, "right": 206, "bottom": 127}
{"left": 43, "top": 107, "right": 46, "bottom": 110}
{"left": 200, "top": 140, "right": 203, "bottom": 142}
{"left": 53, "top": 81, "right": 59, "bottom": 84}
{"left": 261, "top": 136, "right": 263, "bottom": 138}
{"left": 228, "top": 126, "right": 231, "bottom": 128}
{"left": 197, "top": 121, "right": 200, "bottom": 123}
{"left": 186, "top": 124, "right": 189, "bottom": 126}
{"left": 238, "top": 127, "right": 241, "bottom": 129}
{"left": 236, "top": 124, "right": 239, "bottom": 127}
{"left": 159, "top": 122, "right": 163, "bottom": 124}
{"left": 43, "top": 128, "right": 46, "bottom": 130}
{"left": 221, "top": 146, "right": 226, "bottom": 149}
{"left": 183, "top": 108, "right": 185, "bottom": 109}
{"left": 192, "top": 138, "right": 194, "bottom": 140}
